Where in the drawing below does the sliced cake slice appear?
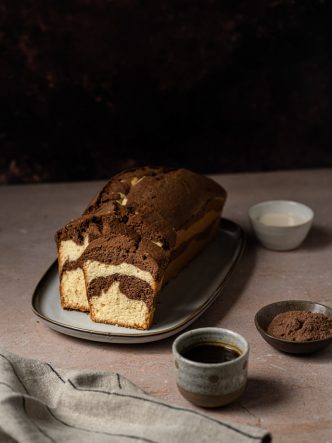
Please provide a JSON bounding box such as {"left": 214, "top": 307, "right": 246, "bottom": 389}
{"left": 82, "top": 223, "right": 169, "bottom": 329}
{"left": 55, "top": 205, "right": 175, "bottom": 312}
{"left": 55, "top": 215, "right": 106, "bottom": 311}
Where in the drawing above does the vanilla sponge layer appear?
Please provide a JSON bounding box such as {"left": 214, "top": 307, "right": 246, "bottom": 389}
{"left": 164, "top": 219, "right": 219, "bottom": 283}
{"left": 175, "top": 209, "right": 221, "bottom": 248}
{"left": 58, "top": 236, "right": 89, "bottom": 271}
{"left": 61, "top": 268, "right": 90, "bottom": 311}
{"left": 58, "top": 235, "right": 90, "bottom": 311}
{"left": 90, "top": 281, "right": 151, "bottom": 329}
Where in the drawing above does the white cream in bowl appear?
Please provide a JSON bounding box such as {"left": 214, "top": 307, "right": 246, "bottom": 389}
{"left": 258, "top": 212, "right": 306, "bottom": 227}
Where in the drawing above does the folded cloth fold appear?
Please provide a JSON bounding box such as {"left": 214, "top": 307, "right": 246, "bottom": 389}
{"left": 0, "top": 351, "right": 271, "bottom": 443}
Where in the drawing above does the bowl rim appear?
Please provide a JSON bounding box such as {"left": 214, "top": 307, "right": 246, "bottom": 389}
{"left": 248, "top": 200, "right": 314, "bottom": 228}
{"left": 254, "top": 300, "right": 332, "bottom": 345}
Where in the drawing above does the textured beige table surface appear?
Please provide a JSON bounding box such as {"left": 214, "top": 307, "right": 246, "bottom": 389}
{"left": 1, "top": 169, "right": 332, "bottom": 443}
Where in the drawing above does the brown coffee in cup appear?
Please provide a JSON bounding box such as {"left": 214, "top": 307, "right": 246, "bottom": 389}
{"left": 172, "top": 327, "right": 249, "bottom": 408}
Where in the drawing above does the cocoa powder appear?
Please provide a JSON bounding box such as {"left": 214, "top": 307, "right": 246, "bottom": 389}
{"left": 267, "top": 310, "right": 332, "bottom": 342}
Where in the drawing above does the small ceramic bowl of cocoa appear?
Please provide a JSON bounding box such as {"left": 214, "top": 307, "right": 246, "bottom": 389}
{"left": 255, "top": 300, "right": 332, "bottom": 354}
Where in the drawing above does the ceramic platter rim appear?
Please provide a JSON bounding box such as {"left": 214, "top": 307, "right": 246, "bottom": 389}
{"left": 31, "top": 219, "right": 245, "bottom": 343}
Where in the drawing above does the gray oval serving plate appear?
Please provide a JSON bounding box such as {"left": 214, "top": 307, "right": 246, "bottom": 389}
{"left": 32, "top": 219, "right": 245, "bottom": 344}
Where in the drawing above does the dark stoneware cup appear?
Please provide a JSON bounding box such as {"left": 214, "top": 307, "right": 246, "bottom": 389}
{"left": 172, "top": 327, "right": 249, "bottom": 408}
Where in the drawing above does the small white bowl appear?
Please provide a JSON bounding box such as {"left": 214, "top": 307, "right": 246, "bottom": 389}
{"left": 249, "top": 200, "right": 314, "bottom": 251}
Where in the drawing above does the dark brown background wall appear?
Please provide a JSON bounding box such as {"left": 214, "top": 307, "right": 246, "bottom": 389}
{"left": 1, "top": 0, "right": 332, "bottom": 184}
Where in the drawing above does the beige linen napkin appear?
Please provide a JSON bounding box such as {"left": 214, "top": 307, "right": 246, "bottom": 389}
{"left": 0, "top": 351, "right": 271, "bottom": 443}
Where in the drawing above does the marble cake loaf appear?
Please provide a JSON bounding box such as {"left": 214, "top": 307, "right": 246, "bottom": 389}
{"left": 55, "top": 167, "right": 227, "bottom": 329}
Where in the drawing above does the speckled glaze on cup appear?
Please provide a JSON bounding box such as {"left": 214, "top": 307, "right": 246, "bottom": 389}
{"left": 172, "top": 328, "right": 249, "bottom": 408}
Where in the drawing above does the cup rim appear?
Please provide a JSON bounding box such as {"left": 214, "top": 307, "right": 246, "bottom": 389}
{"left": 172, "top": 327, "right": 249, "bottom": 368}
{"left": 248, "top": 200, "right": 314, "bottom": 228}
